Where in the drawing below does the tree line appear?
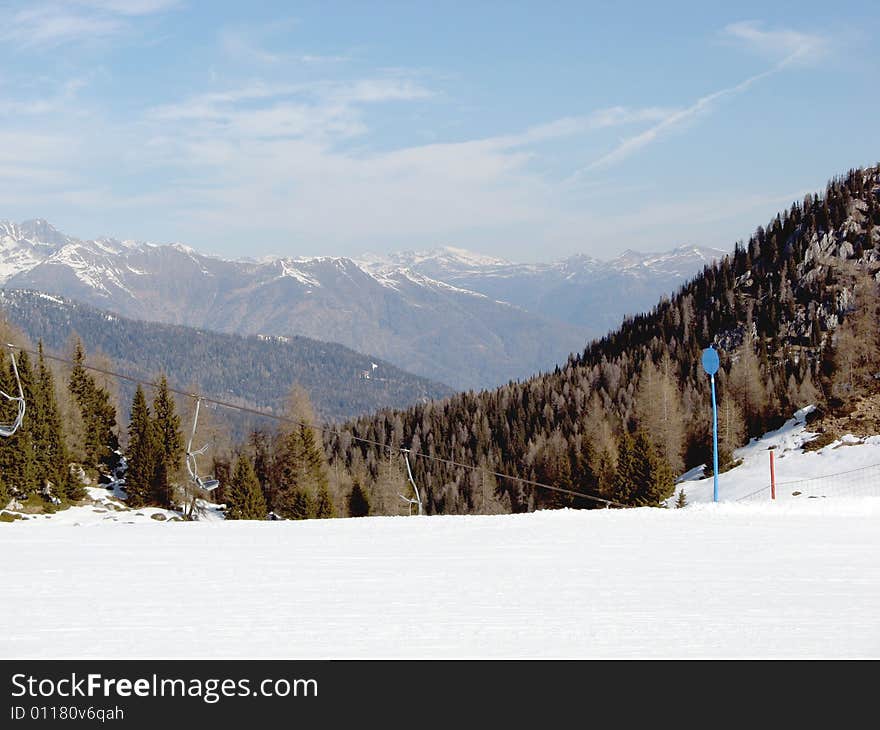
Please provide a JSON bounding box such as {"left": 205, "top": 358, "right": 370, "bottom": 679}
{"left": 325, "top": 164, "right": 880, "bottom": 512}
{"left": 2, "top": 164, "right": 880, "bottom": 518}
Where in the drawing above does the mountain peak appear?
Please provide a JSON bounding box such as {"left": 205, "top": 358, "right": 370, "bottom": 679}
{"left": 17, "top": 219, "right": 70, "bottom": 246}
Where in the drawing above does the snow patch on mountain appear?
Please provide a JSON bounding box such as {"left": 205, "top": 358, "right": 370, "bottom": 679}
{"left": 277, "top": 259, "right": 322, "bottom": 287}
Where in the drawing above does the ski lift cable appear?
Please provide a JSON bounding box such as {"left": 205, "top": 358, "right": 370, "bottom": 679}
{"left": 0, "top": 344, "right": 26, "bottom": 437}
{"left": 12, "top": 345, "right": 629, "bottom": 509}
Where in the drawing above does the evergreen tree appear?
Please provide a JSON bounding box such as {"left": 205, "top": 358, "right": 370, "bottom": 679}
{"left": 67, "top": 339, "right": 119, "bottom": 474}
{"left": 286, "top": 487, "right": 314, "bottom": 520}
{"left": 151, "top": 459, "right": 171, "bottom": 509}
{"left": 611, "top": 431, "right": 637, "bottom": 504}
{"left": 675, "top": 490, "right": 687, "bottom": 509}
{"left": 249, "top": 429, "right": 275, "bottom": 511}
{"left": 348, "top": 479, "right": 371, "bottom": 517}
{"left": 225, "top": 455, "right": 267, "bottom": 520}
{"left": 35, "top": 343, "right": 77, "bottom": 500}
{"left": 275, "top": 424, "right": 329, "bottom": 520}
{"left": 150, "top": 376, "right": 183, "bottom": 507}
{"left": 632, "top": 431, "right": 674, "bottom": 506}
{"left": 529, "top": 430, "right": 574, "bottom": 509}
{"left": 314, "top": 482, "right": 335, "bottom": 518}
{"left": 125, "top": 385, "right": 155, "bottom": 507}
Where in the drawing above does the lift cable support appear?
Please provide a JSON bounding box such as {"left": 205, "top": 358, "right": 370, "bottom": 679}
{"left": 398, "top": 448, "right": 424, "bottom": 516}
{"left": 11, "top": 345, "right": 630, "bottom": 510}
{"left": 184, "top": 396, "right": 220, "bottom": 519}
{"left": 0, "top": 344, "right": 26, "bottom": 438}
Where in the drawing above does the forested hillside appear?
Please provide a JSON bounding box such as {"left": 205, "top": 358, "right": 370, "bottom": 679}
{"left": 4, "top": 165, "right": 879, "bottom": 522}
{"left": 0, "top": 290, "right": 452, "bottom": 423}
{"left": 327, "top": 165, "right": 880, "bottom": 514}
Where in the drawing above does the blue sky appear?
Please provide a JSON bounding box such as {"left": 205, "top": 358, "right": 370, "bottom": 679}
{"left": 0, "top": 1, "right": 877, "bottom": 261}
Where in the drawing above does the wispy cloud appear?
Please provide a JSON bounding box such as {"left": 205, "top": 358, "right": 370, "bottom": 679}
{"left": 584, "top": 68, "right": 776, "bottom": 171}
{"left": 75, "top": 0, "right": 180, "bottom": 15}
{"left": 723, "top": 20, "right": 829, "bottom": 67}
{"left": 4, "top": 5, "right": 122, "bottom": 46}
{"left": 0, "top": 15, "right": 845, "bottom": 259}
{"left": 1, "top": 0, "right": 178, "bottom": 47}
{"left": 219, "top": 23, "right": 349, "bottom": 67}
{"left": 496, "top": 107, "right": 673, "bottom": 149}
{"left": 147, "top": 77, "right": 433, "bottom": 146}
{"left": 580, "top": 22, "right": 831, "bottom": 172}
{"left": 0, "top": 78, "right": 88, "bottom": 117}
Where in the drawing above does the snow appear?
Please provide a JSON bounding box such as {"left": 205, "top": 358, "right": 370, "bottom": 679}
{"left": 2, "top": 406, "right": 879, "bottom": 659}
{"left": 1, "top": 498, "right": 878, "bottom": 657}
{"left": 32, "top": 291, "right": 65, "bottom": 305}
{"left": 674, "top": 405, "right": 880, "bottom": 503}
{"left": 277, "top": 260, "right": 321, "bottom": 288}
{"left": 358, "top": 246, "right": 510, "bottom": 272}
{"left": 396, "top": 268, "right": 491, "bottom": 299}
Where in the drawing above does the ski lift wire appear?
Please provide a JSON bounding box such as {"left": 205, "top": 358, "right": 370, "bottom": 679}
{"left": 11, "top": 345, "right": 630, "bottom": 509}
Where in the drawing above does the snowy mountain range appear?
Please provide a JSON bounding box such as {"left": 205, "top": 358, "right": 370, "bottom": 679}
{"left": 0, "top": 219, "right": 724, "bottom": 390}
{"left": 360, "top": 244, "right": 725, "bottom": 333}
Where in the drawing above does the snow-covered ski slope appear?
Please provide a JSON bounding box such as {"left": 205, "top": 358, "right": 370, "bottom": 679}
{"left": 2, "top": 408, "right": 879, "bottom": 659}
{"left": 674, "top": 406, "right": 880, "bottom": 503}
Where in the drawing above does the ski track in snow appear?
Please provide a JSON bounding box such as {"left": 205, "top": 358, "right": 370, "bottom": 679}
{"left": 2, "top": 501, "right": 879, "bottom": 659}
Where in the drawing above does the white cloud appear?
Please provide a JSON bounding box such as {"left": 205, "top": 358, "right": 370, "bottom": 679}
{"left": 4, "top": 5, "right": 122, "bottom": 46}
{"left": 723, "top": 21, "right": 829, "bottom": 67}
{"left": 0, "top": 78, "right": 88, "bottom": 117}
{"left": 1, "top": 0, "right": 178, "bottom": 47}
{"left": 0, "top": 17, "right": 839, "bottom": 260}
{"left": 584, "top": 67, "right": 776, "bottom": 171}
{"left": 75, "top": 0, "right": 180, "bottom": 15}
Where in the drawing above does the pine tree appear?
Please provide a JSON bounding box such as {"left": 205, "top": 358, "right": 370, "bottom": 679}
{"left": 225, "top": 455, "right": 267, "bottom": 520}
{"left": 675, "top": 490, "right": 687, "bottom": 509}
{"left": 348, "top": 480, "right": 371, "bottom": 517}
{"left": 275, "top": 423, "right": 329, "bottom": 520}
{"left": 152, "top": 458, "right": 171, "bottom": 508}
{"left": 248, "top": 429, "right": 276, "bottom": 511}
{"left": 151, "top": 376, "right": 183, "bottom": 507}
{"left": 314, "top": 483, "right": 335, "bottom": 518}
{"left": 611, "top": 431, "right": 637, "bottom": 504}
{"left": 35, "top": 343, "right": 77, "bottom": 500}
{"left": 125, "top": 385, "right": 155, "bottom": 507}
{"left": 632, "top": 430, "right": 674, "bottom": 506}
{"left": 67, "top": 339, "right": 119, "bottom": 474}
{"left": 286, "top": 487, "right": 314, "bottom": 520}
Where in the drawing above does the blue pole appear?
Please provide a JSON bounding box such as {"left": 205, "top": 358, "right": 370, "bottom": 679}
{"left": 711, "top": 373, "right": 719, "bottom": 502}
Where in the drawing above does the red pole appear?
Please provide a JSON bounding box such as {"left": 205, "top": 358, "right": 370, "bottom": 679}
{"left": 770, "top": 449, "right": 776, "bottom": 500}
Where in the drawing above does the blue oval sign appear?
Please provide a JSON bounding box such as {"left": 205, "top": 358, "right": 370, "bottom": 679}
{"left": 701, "top": 347, "right": 719, "bottom": 376}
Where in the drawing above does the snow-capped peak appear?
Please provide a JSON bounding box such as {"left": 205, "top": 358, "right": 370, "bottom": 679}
{"left": 358, "top": 246, "right": 510, "bottom": 273}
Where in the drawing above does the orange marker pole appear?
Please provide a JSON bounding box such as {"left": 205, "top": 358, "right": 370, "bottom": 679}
{"left": 770, "top": 449, "right": 776, "bottom": 500}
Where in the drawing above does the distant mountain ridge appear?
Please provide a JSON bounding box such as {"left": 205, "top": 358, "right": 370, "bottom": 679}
{"left": 0, "top": 219, "right": 723, "bottom": 389}
{"left": 359, "top": 244, "right": 726, "bottom": 333}
{"left": 0, "top": 288, "right": 453, "bottom": 423}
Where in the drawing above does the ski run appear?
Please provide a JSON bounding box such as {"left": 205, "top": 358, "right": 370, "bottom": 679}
{"left": 1, "top": 407, "right": 878, "bottom": 658}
